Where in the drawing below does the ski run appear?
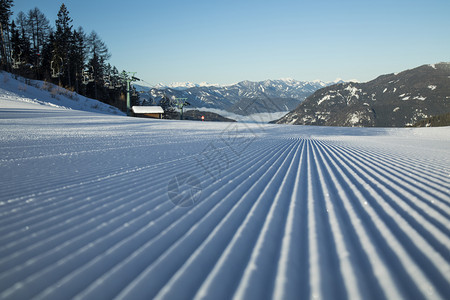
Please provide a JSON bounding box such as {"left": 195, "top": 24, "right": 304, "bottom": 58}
{"left": 1, "top": 86, "right": 450, "bottom": 299}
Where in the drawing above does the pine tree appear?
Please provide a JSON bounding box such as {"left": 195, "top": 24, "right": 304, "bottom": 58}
{"left": 0, "top": 0, "right": 13, "bottom": 25}
{"left": 159, "top": 95, "right": 177, "bottom": 119}
{"left": 40, "top": 31, "right": 54, "bottom": 79}
{"left": 1, "top": 2, "right": 124, "bottom": 111}
{"left": 9, "top": 21, "right": 24, "bottom": 71}
{"left": 54, "top": 3, "right": 73, "bottom": 86}
{"left": 70, "top": 27, "right": 86, "bottom": 93}
{"left": 111, "top": 65, "right": 120, "bottom": 86}
{"left": 12, "top": 13, "right": 32, "bottom": 70}
{"left": 0, "top": 0, "right": 14, "bottom": 70}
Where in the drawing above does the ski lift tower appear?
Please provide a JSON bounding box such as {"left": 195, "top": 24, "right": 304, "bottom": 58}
{"left": 122, "top": 71, "right": 140, "bottom": 116}
{"left": 174, "top": 98, "right": 190, "bottom": 120}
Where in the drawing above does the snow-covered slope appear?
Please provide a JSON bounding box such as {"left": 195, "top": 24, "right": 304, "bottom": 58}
{"left": 0, "top": 97, "right": 449, "bottom": 299}
{"left": 0, "top": 71, "right": 124, "bottom": 115}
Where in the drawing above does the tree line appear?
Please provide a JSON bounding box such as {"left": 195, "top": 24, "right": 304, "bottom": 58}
{"left": 0, "top": 0, "right": 139, "bottom": 111}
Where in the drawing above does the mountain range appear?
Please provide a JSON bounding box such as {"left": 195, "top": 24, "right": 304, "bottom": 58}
{"left": 275, "top": 63, "right": 450, "bottom": 127}
{"left": 151, "top": 82, "right": 221, "bottom": 90}
{"left": 135, "top": 79, "right": 344, "bottom": 116}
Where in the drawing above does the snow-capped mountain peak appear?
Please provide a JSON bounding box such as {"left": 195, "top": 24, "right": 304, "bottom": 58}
{"left": 153, "top": 82, "right": 221, "bottom": 90}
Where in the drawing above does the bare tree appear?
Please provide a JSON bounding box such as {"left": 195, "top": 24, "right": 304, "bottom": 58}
{"left": 86, "top": 30, "right": 111, "bottom": 98}
{"left": 27, "top": 7, "right": 50, "bottom": 56}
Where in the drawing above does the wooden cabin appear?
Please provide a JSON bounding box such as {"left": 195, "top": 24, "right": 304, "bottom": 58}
{"left": 131, "top": 106, "right": 164, "bottom": 119}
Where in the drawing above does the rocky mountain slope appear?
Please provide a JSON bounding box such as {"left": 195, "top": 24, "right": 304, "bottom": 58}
{"left": 275, "top": 63, "right": 450, "bottom": 127}
{"left": 137, "top": 79, "right": 340, "bottom": 116}
{"left": 412, "top": 112, "right": 450, "bottom": 127}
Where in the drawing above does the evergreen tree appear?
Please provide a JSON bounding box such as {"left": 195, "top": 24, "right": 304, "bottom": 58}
{"left": 70, "top": 27, "right": 86, "bottom": 93}
{"left": 0, "top": 0, "right": 14, "bottom": 70}
{"left": 1, "top": 2, "right": 126, "bottom": 112}
{"left": 13, "top": 13, "right": 32, "bottom": 68}
{"left": 10, "top": 21, "right": 24, "bottom": 70}
{"left": 159, "top": 95, "right": 178, "bottom": 119}
{"left": 40, "top": 31, "right": 54, "bottom": 79}
{"left": 0, "top": 0, "right": 13, "bottom": 25}
{"left": 111, "top": 65, "right": 120, "bottom": 86}
{"left": 54, "top": 3, "right": 73, "bottom": 85}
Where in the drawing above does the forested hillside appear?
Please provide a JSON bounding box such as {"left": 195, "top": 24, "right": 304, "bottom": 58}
{"left": 0, "top": 0, "right": 139, "bottom": 112}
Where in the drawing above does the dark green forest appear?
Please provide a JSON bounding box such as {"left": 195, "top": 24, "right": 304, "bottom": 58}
{"left": 0, "top": 0, "right": 139, "bottom": 112}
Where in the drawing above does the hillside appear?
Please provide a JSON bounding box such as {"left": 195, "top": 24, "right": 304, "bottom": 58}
{"left": 275, "top": 63, "right": 450, "bottom": 127}
{"left": 413, "top": 112, "right": 450, "bottom": 127}
{"left": 0, "top": 71, "right": 124, "bottom": 116}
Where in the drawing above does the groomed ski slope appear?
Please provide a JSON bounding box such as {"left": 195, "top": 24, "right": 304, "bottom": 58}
{"left": 1, "top": 98, "right": 449, "bottom": 300}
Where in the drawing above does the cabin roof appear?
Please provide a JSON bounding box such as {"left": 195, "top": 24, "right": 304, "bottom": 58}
{"left": 132, "top": 106, "right": 164, "bottom": 114}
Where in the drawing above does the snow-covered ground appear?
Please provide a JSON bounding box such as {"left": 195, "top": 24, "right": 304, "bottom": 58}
{"left": 0, "top": 81, "right": 449, "bottom": 299}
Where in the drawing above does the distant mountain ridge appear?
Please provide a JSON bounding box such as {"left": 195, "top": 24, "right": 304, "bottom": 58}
{"left": 153, "top": 82, "right": 221, "bottom": 90}
{"left": 275, "top": 63, "right": 450, "bottom": 127}
{"left": 135, "top": 79, "right": 345, "bottom": 116}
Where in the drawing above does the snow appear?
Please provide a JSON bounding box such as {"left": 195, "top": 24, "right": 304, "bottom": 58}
{"left": 1, "top": 80, "right": 450, "bottom": 299}
{"left": 132, "top": 106, "right": 164, "bottom": 114}
{"left": 312, "top": 79, "right": 328, "bottom": 87}
{"left": 428, "top": 85, "right": 437, "bottom": 91}
{"left": 399, "top": 93, "right": 413, "bottom": 101}
{"left": 153, "top": 82, "right": 222, "bottom": 90}
{"left": 348, "top": 112, "right": 363, "bottom": 125}
{"left": 332, "top": 78, "right": 360, "bottom": 84}
{"left": 344, "top": 85, "right": 361, "bottom": 99}
{"left": 317, "top": 94, "right": 332, "bottom": 105}
{"left": 413, "top": 96, "right": 427, "bottom": 101}
{"left": 371, "top": 93, "right": 377, "bottom": 101}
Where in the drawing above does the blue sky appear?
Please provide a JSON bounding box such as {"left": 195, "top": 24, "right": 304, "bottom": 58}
{"left": 11, "top": 0, "right": 450, "bottom": 85}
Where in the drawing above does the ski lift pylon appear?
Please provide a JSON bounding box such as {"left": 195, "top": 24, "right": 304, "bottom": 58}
{"left": 11, "top": 50, "right": 23, "bottom": 70}
{"left": 103, "top": 75, "right": 112, "bottom": 88}
{"left": 82, "top": 66, "right": 95, "bottom": 85}
{"left": 51, "top": 57, "right": 63, "bottom": 78}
